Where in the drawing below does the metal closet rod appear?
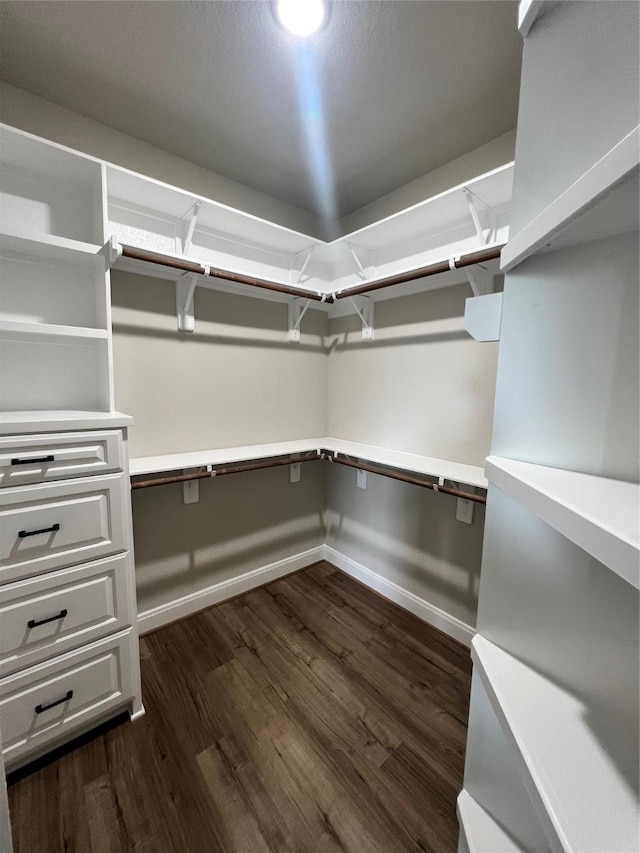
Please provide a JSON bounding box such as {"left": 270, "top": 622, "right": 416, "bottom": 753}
{"left": 130, "top": 450, "right": 487, "bottom": 504}
{"left": 130, "top": 453, "right": 323, "bottom": 489}
{"left": 119, "top": 243, "right": 504, "bottom": 305}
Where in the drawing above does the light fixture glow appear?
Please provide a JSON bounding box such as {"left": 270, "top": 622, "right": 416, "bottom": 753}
{"left": 277, "top": 0, "right": 326, "bottom": 36}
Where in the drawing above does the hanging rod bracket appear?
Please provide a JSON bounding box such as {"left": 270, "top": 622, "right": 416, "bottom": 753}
{"left": 465, "top": 265, "right": 493, "bottom": 297}
{"left": 176, "top": 273, "right": 198, "bottom": 332}
{"left": 293, "top": 243, "right": 318, "bottom": 285}
{"left": 349, "top": 295, "right": 374, "bottom": 341}
{"left": 288, "top": 298, "right": 312, "bottom": 343}
{"left": 100, "top": 235, "right": 123, "bottom": 270}
{"left": 462, "top": 187, "right": 492, "bottom": 245}
{"left": 181, "top": 200, "right": 203, "bottom": 255}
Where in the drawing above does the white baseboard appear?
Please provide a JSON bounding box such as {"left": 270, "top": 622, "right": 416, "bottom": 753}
{"left": 322, "top": 545, "right": 475, "bottom": 647}
{"left": 137, "top": 545, "right": 325, "bottom": 634}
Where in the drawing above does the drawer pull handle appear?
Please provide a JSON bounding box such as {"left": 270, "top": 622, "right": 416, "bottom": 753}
{"left": 18, "top": 523, "right": 60, "bottom": 538}
{"left": 11, "top": 455, "right": 55, "bottom": 466}
{"left": 28, "top": 609, "right": 68, "bottom": 629}
{"left": 35, "top": 690, "right": 73, "bottom": 714}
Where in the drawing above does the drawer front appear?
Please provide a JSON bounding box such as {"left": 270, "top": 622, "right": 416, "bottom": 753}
{"left": 0, "top": 630, "right": 135, "bottom": 767}
{"left": 0, "top": 554, "right": 134, "bottom": 677}
{"left": 0, "top": 474, "right": 128, "bottom": 583}
{"left": 0, "top": 430, "right": 124, "bottom": 487}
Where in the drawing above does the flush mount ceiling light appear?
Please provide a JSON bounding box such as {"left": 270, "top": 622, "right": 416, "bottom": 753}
{"left": 276, "top": 0, "right": 326, "bottom": 36}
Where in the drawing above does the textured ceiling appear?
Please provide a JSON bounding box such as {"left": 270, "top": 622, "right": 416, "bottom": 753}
{"left": 0, "top": 1, "right": 522, "bottom": 223}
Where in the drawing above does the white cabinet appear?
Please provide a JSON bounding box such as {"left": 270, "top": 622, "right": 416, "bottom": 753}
{"left": 459, "top": 3, "right": 640, "bottom": 852}
{"left": 0, "top": 125, "right": 142, "bottom": 772}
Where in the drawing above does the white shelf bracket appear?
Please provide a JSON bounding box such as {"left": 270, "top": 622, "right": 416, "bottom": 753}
{"left": 181, "top": 200, "right": 203, "bottom": 255}
{"left": 183, "top": 470, "right": 200, "bottom": 504}
{"left": 100, "top": 235, "right": 123, "bottom": 270}
{"left": 463, "top": 187, "right": 492, "bottom": 245}
{"left": 349, "top": 295, "right": 375, "bottom": 341}
{"left": 289, "top": 462, "right": 301, "bottom": 483}
{"left": 465, "top": 265, "right": 493, "bottom": 297}
{"left": 293, "top": 243, "right": 318, "bottom": 285}
{"left": 346, "top": 241, "right": 373, "bottom": 281}
{"left": 176, "top": 273, "right": 199, "bottom": 333}
{"left": 288, "top": 298, "right": 312, "bottom": 343}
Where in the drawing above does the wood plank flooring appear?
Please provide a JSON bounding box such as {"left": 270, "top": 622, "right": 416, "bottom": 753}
{"left": 7, "top": 561, "right": 472, "bottom": 853}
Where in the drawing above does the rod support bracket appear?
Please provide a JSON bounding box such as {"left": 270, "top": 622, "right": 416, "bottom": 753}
{"left": 181, "top": 200, "right": 203, "bottom": 255}
{"left": 293, "top": 243, "right": 318, "bottom": 285}
{"left": 346, "top": 241, "right": 373, "bottom": 281}
{"left": 462, "top": 187, "right": 492, "bottom": 245}
{"left": 465, "top": 265, "right": 493, "bottom": 297}
{"left": 176, "top": 272, "right": 199, "bottom": 332}
{"left": 100, "top": 235, "right": 123, "bottom": 270}
{"left": 288, "top": 298, "right": 312, "bottom": 343}
{"left": 349, "top": 295, "right": 375, "bottom": 341}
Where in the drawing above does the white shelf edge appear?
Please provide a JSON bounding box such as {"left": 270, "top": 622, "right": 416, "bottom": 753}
{"left": 501, "top": 126, "right": 640, "bottom": 271}
{"left": 472, "top": 635, "right": 639, "bottom": 853}
{"left": 0, "top": 411, "right": 134, "bottom": 434}
{"left": 485, "top": 456, "right": 639, "bottom": 588}
{"left": 0, "top": 320, "right": 108, "bottom": 341}
{"left": 457, "top": 789, "right": 527, "bottom": 853}
{"left": 130, "top": 436, "right": 487, "bottom": 489}
{"left": 0, "top": 228, "right": 102, "bottom": 258}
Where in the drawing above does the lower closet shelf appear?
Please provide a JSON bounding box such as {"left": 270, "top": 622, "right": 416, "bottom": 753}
{"left": 457, "top": 789, "right": 527, "bottom": 853}
{"left": 472, "top": 635, "right": 639, "bottom": 853}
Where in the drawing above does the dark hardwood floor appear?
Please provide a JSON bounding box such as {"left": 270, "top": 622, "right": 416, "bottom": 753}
{"left": 7, "top": 561, "right": 472, "bottom": 853}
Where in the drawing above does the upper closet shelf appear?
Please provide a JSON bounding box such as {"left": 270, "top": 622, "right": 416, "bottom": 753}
{"left": 0, "top": 231, "right": 103, "bottom": 259}
{"left": 473, "top": 636, "right": 639, "bottom": 853}
{"left": 486, "top": 456, "right": 639, "bottom": 588}
{"left": 501, "top": 126, "right": 640, "bottom": 271}
{"left": 130, "top": 437, "right": 487, "bottom": 489}
{"left": 0, "top": 411, "right": 134, "bottom": 435}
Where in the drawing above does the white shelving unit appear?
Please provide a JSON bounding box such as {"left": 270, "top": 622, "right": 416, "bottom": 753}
{"left": 0, "top": 124, "right": 143, "bottom": 772}
{"left": 459, "top": 3, "right": 640, "bottom": 852}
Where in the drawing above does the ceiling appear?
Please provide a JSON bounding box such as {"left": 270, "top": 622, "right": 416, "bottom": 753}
{"left": 0, "top": 1, "right": 522, "bottom": 225}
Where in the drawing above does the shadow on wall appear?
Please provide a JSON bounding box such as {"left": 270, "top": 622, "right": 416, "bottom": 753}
{"left": 325, "top": 464, "right": 483, "bottom": 626}
{"left": 132, "top": 463, "right": 326, "bottom": 610}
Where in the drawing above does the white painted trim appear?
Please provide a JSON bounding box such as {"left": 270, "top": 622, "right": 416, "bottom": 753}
{"left": 137, "top": 546, "right": 325, "bottom": 634}
{"left": 322, "top": 545, "right": 475, "bottom": 647}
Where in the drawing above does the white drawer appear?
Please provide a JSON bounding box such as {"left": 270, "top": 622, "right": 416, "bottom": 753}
{"left": 0, "top": 430, "right": 124, "bottom": 487}
{"left": 0, "top": 554, "right": 135, "bottom": 677}
{"left": 0, "top": 474, "right": 128, "bottom": 583}
{"left": 0, "top": 630, "right": 136, "bottom": 769}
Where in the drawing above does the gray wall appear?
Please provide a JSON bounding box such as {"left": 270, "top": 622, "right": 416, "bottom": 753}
{"left": 325, "top": 284, "right": 497, "bottom": 630}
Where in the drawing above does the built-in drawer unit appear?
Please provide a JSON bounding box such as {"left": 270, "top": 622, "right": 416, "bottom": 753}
{"left": 0, "top": 554, "right": 134, "bottom": 677}
{"left": 0, "top": 430, "right": 124, "bottom": 487}
{"left": 0, "top": 474, "right": 128, "bottom": 584}
{"left": 0, "top": 629, "right": 136, "bottom": 770}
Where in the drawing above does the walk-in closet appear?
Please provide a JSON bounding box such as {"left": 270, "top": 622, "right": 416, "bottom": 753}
{"left": 0, "top": 2, "right": 638, "bottom": 851}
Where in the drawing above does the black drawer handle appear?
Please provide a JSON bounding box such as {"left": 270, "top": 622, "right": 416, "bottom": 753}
{"left": 35, "top": 690, "right": 73, "bottom": 714}
{"left": 18, "top": 523, "right": 60, "bottom": 538}
{"left": 11, "top": 455, "right": 55, "bottom": 466}
{"left": 28, "top": 609, "right": 68, "bottom": 629}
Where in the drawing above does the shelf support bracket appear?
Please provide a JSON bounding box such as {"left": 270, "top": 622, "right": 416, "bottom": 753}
{"left": 465, "top": 265, "right": 493, "bottom": 297}
{"left": 293, "top": 244, "right": 318, "bottom": 285}
{"left": 349, "top": 295, "right": 374, "bottom": 341}
{"left": 100, "top": 236, "right": 123, "bottom": 270}
{"left": 181, "top": 200, "right": 203, "bottom": 255}
{"left": 346, "top": 241, "right": 372, "bottom": 281}
{"left": 463, "top": 187, "right": 492, "bottom": 245}
{"left": 288, "top": 298, "right": 312, "bottom": 343}
{"left": 176, "top": 273, "right": 199, "bottom": 333}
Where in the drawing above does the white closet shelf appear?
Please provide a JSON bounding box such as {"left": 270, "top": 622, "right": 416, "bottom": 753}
{"left": 0, "top": 411, "right": 134, "bottom": 435}
{"left": 457, "top": 789, "right": 527, "bottom": 853}
{"left": 485, "top": 456, "right": 639, "bottom": 588}
{"left": 472, "top": 635, "right": 639, "bottom": 853}
{"left": 0, "top": 229, "right": 103, "bottom": 259}
{"left": 501, "top": 126, "right": 640, "bottom": 271}
{"left": 0, "top": 321, "right": 108, "bottom": 341}
{"left": 130, "top": 437, "right": 487, "bottom": 489}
